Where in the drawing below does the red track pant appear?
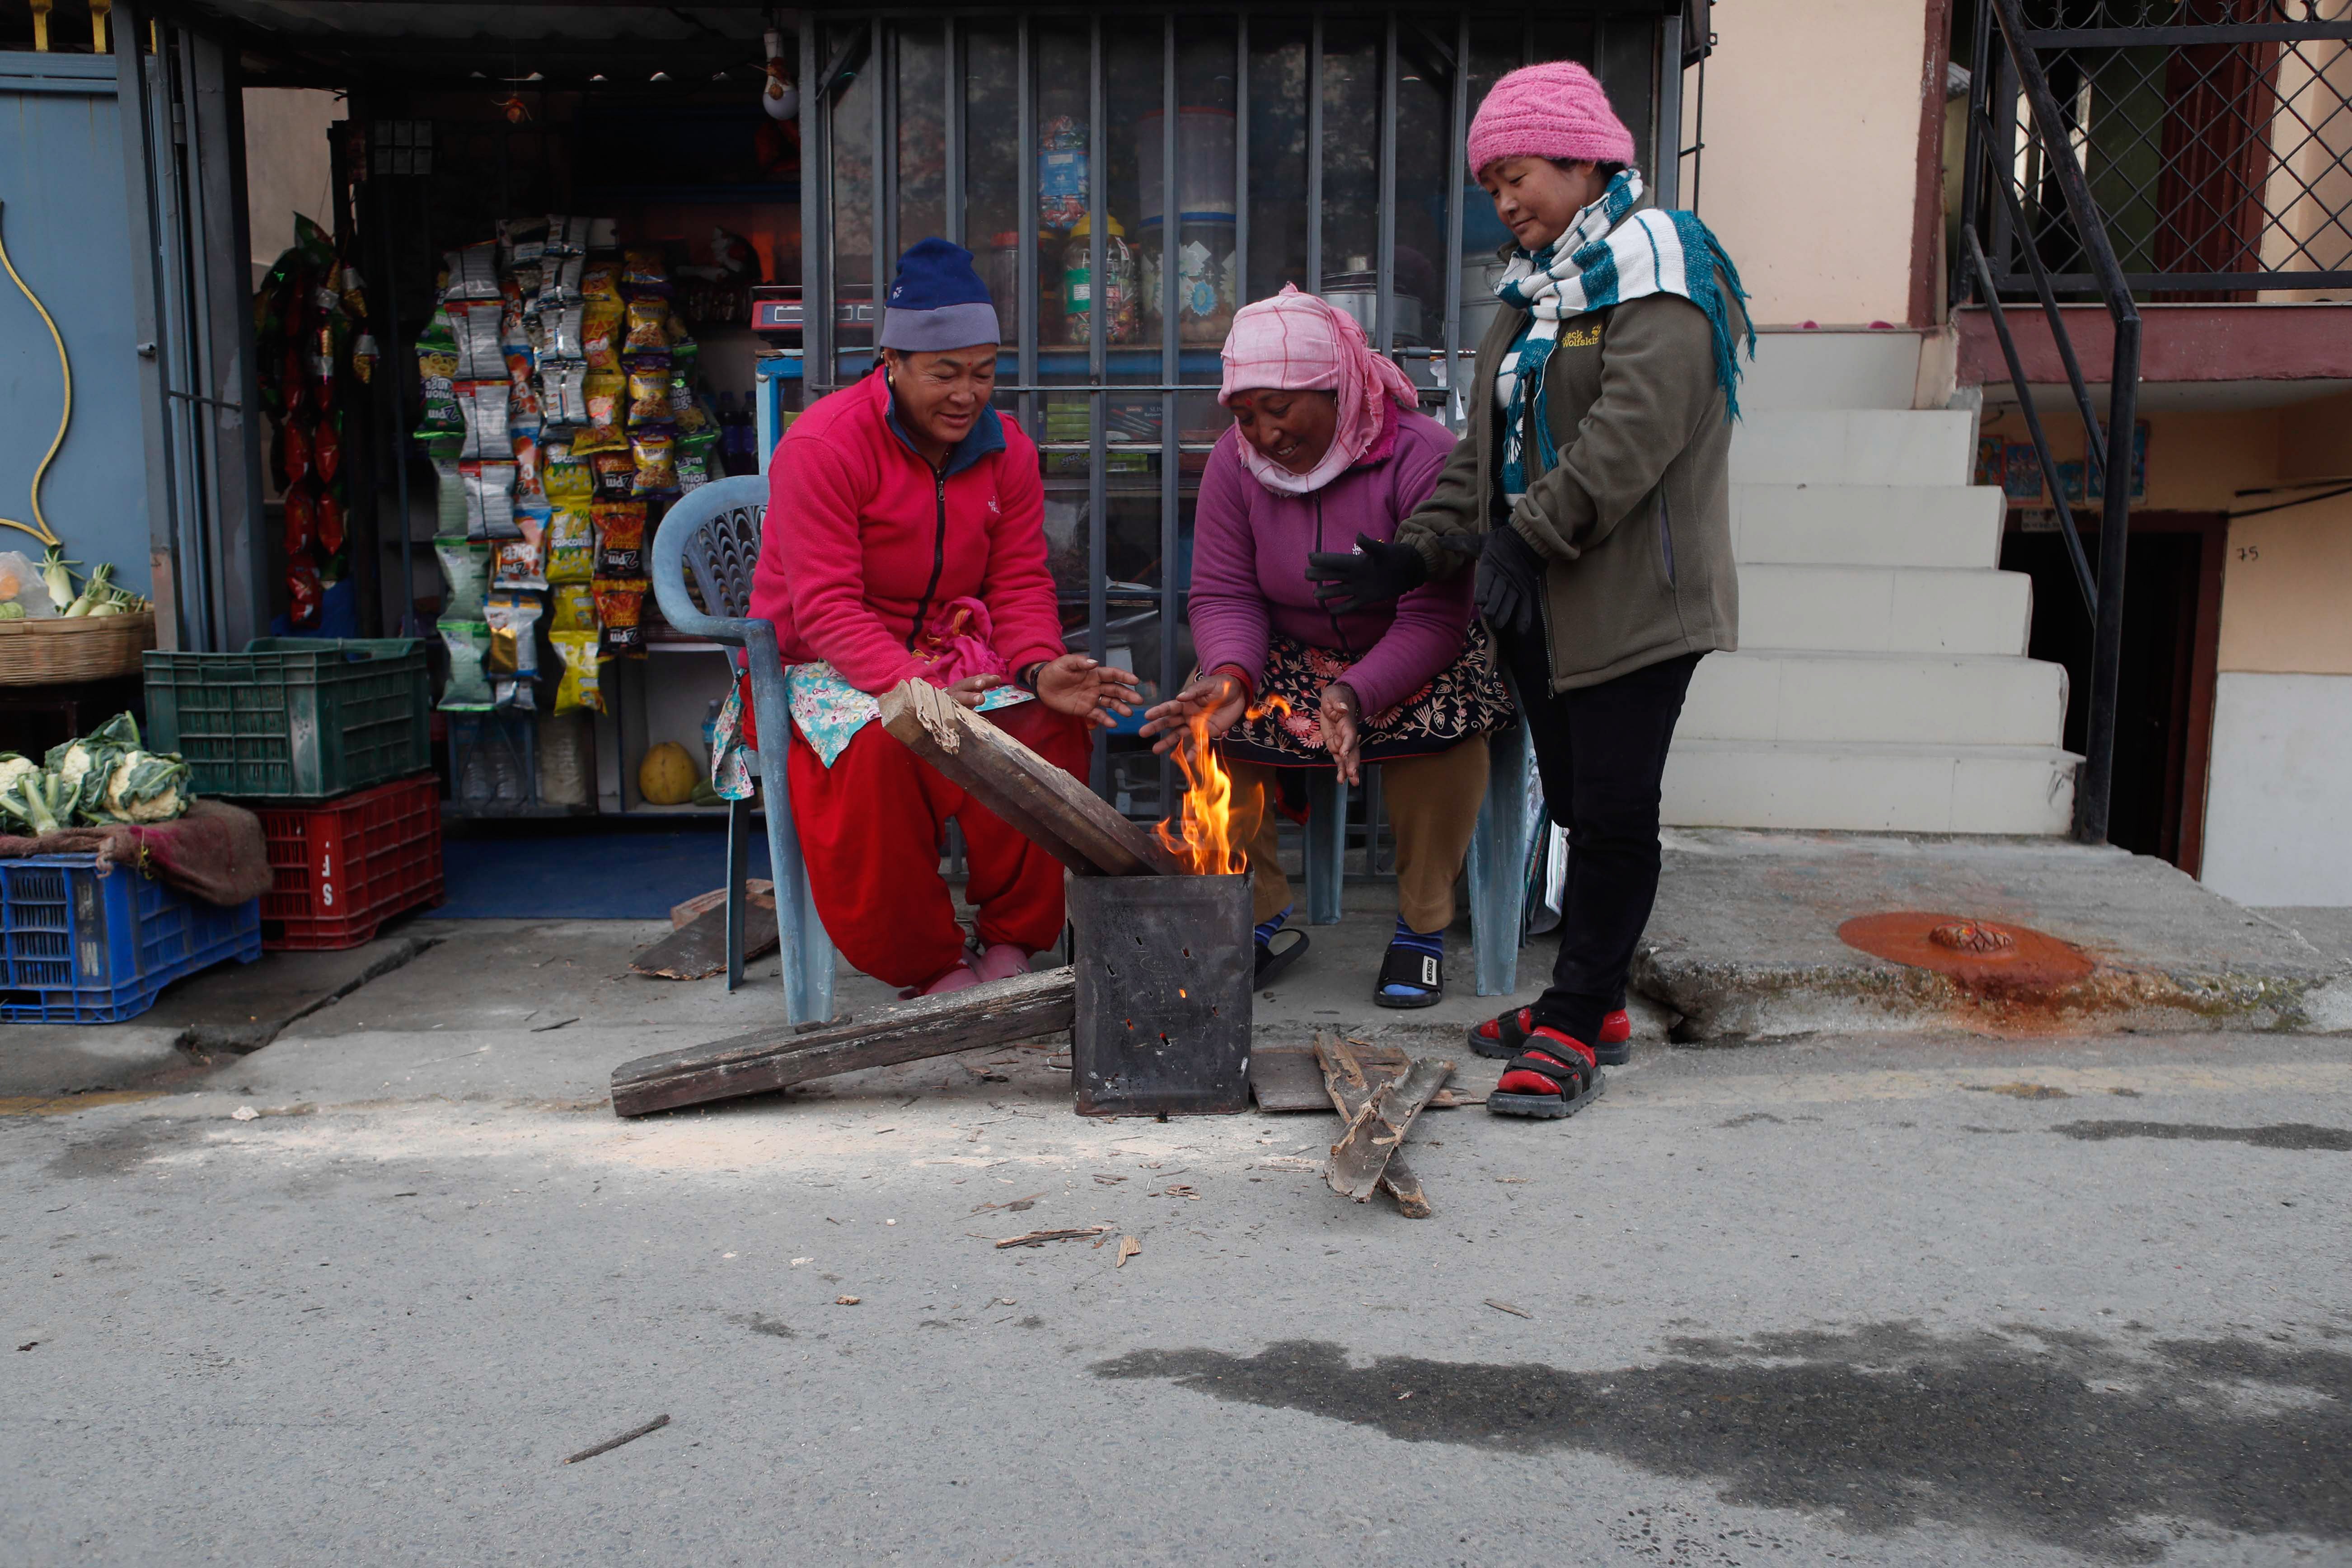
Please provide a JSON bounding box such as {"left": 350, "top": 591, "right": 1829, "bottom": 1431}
{"left": 787, "top": 699, "right": 1092, "bottom": 991}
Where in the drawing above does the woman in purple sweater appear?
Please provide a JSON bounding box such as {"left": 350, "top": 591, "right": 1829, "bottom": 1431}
{"left": 1142, "top": 286, "right": 1514, "bottom": 1005}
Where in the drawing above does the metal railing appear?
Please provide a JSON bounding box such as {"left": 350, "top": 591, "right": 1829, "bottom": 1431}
{"left": 1954, "top": 0, "right": 2352, "bottom": 843}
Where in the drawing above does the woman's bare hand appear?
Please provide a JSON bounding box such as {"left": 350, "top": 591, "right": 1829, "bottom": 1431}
{"left": 943, "top": 672, "right": 1004, "bottom": 709}
{"left": 1031, "top": 653, "right": 1142, "bottom": 729}
{"left": 1139, "top": 670, "right": 1249, "bottom": 756}
{"left": 1319, "top": 680, "right": 1364, "bottom": 785}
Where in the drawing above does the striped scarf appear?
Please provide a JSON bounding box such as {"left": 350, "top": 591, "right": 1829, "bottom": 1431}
{"left": 1493, "top": 169, "right": 1754, "bottom": 501}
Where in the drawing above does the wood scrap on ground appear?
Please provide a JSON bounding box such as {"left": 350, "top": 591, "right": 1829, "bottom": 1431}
{"left": 630, "top": 886, "right": 780, "bottom": 981}
{"left": 994, "top": 1224, "right": 1113, "bottom": 1249}
{"left": 608, "top": 967, "right": 1075, "bottom": 1116}
{"left": 878, "top": 679, "right": 1176, "bottom": 876}
{"left": 670, "top": 881, "right": 773, "bottom": 928}
{"left": 1324, "top": 1054, "right": 1453, "bottom": 1203}
{"left": 1309, "top": 1031, "right": 1450, "bottom": 1217}
{"left": 1251, "top": 1038, "right": 1410, "bottom": 1111}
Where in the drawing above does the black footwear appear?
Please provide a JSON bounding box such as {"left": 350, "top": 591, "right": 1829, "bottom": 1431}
{"left": 1255, "top": 927, "right": 1308, "bottom": 986}
{"left": 1374, "top": 939, "right": 1443, "bottom": 1009}
{"left": 1488, "top": 1030, "right": 1605, "bottom": 1120}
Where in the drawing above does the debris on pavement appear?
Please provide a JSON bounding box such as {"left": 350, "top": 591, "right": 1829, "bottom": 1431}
{"left": 562, "top": 1413, "right": 670, "bottom": 1465}
{"left": 1485, "top": 1299, "right": 1532, "bottom": 1319}
{"left": 1315, "top": 1032, "right": 1450, "bottom": 1213}
{"left": 1115, "top": 1236, "right": 1141, "bottom": 1268}
{"left": 994, "top": 1225, "right": 1112, "bottom": 1249}
{"left": 834, "top": 1295, "right": 861, "bottom": 1305}
{"left": 970, "top": 1192, "right": 1045, "bottom": 1213}
{"left": 230, "top": 1105, "right": 258, "bottom": 1121}
{"left": 529, "top": 1015, "right": 580, "bottom": 1032}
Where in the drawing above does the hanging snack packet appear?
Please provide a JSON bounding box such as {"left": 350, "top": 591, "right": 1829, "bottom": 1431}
{"left": 630, "top": 429, "right": 678, "bottom": 496}
{"left": 434, "top": 534, "right": 490, "bottom": 617}
{"left": 551, "top": 630, "right": 607, "bottom": 716}
{"left": 675, "top": 426, "right": 722, "bottom": 491}
{"left": 542, "top": 303, "right": 585, "bottom": 364}
{"left": 581, "top": 260, "right": 621, "bottom": 303}
{"left": 438, "top": 619, "right": 496, "bottom": 710}
{"left": 280, "top": 421, "right": 313, "bottom": 488}
{"left": 315, "top": 418, "right": 342, "bottom": 484}
{"left": 540, "top": 360, "right": 588, "bottom": 427}
{"left": 622, "top": 248, "right": 670, "bottom": 294}
{"left": 284, "top": 486, "right": 319, "bottom": 557}
{"left": 462, "top": 459, "right": 520, "bottom": 542}
{"left": 546, "top": 506, "right": 596, "bottom": 582}
{"left": 493, "top": 520, "right": 548, "bottom": 591}
{"left": 626, "top": 359, "right": 672, "bottom": 426}
{"left": 543, "top": 447, "right": 594, "bottom": 508}
{"left": 590, "top": 449, "right": 638, "bottom": 500}
{"left": 594, "top": 577, "right": 650, "bottom": 655}
{"left": 550, "top": 580, "right": 599, "bottom": 634}
{"left": 582, "top": 370, "right": 627, "bottom": 431}
{"left": 500, "top": 216, "right": 550, "bottom": 270}
{"left": 486, "top": 587, "right": 544, "bottom": 684}
{"left": 511, "top": 431, "right": 544, "bottom": 501}
{"left": 545, "top": 214, "right": 591, "bottom": 257}
{"left": 430, "top": 436, "right": 468, "bottom": 534}
{"left": 623, "top": 295, "right": 670, "bottom": 356}
{"left": 541, "top": 253, "right": 586, "bottom": 310}
{"left": 413, "top": 318, "right": 462, "bottom": 440}
{"left": 457, "top": 302, "right": 504, "bottom": 379}
{"left": 457, "top": 380, "right": 511, "bottom": 460}
{"left": 582, "top": 300, "right": 624, "bottom": 370}
{"left": 592, "top": 501, "right": 647, "bottom": 576}
{"left": 444, "top": 242, "right": 500, "bottom": 301}
{"left": 499, "top": 300, "right": 533, "bottom": 359}
{"left": 319, "top": 488, "right": 347, "bottom": 556}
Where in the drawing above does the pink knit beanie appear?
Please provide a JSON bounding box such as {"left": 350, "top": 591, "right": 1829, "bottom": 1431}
{"left": 1466, "top": 61, "right": 1636, "bottom": 176}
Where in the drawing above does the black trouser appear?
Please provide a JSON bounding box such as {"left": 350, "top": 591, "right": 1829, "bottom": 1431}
{"left": 1497, "top": 627, "right": 1703, "bottom": 1048}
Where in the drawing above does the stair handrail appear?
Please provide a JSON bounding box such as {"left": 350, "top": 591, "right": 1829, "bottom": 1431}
{"left": 1956, "top": 0, "right": 2142, "bottom": 847}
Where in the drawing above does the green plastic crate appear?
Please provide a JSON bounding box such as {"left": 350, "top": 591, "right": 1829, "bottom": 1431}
{"left": 143, "top": 638, "right": 431, "bottom": 800}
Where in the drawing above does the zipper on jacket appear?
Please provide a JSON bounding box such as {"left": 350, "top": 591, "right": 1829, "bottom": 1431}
{"left": 1313, "top": 494, "right": 1358, "bottom": 660}
{"left": 906, "top": 463, "right": 949, "bottom": 650}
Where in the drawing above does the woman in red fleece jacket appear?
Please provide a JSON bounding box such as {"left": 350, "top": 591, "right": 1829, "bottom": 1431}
{"left": 750, "top": 239, "right": 1136, "bottom": 996}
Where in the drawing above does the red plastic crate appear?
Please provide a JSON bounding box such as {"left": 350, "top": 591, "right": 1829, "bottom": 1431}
{"left": 255, "top": 775, "right": 444, "bottom": 950}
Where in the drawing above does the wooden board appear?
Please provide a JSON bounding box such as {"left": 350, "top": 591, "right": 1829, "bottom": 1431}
{"left": 1324, "top": 1054, "right": 1453, "bottom": 1203}
{"left": 630, "top": 896, "right": 781, "bottom": 981}
{"left": 610, "top": 967, "right": 1076, "bottom": 1116}
{"left": 670, "top": 881, "right": 773, "bottom": 929}
{"left": 878, "top": 679, "right": 1176, "bottom": 877}
{"left": 1251, "top": 1039, "right": 1410, "bottom": 1111}
{"left": 1308, "top": 1032, "right": 1443, "bottom": 1218}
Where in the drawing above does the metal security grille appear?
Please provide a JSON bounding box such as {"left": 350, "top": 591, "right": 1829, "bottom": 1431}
{"left": 1964, "top": 0, "right": 2352, "bottom": 298}
{"left": 795, "top": 5, "right": 1679, "bottom": 817}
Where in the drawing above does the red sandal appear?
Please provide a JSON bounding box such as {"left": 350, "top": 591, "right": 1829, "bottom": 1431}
{"left": 1488, "top": 1027, "right": 1605, "bottom": 1120}
{"left": 1468, "top": 1006, "right": 1632, "bottom": 1066}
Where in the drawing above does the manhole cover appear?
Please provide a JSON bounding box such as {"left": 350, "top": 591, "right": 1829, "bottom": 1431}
{"left": 1837, "top": 911, "right": 2094, "bottom": 992}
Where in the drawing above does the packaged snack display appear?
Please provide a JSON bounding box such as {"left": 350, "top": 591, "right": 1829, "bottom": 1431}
{"left": 550, "top": 580, "right": 599, "bottom": 633}
{"left": 444, "top": 243, "right": 501, "bottom": 300}
{"left": 462, "top": 459, "right": 520, "bottom": 541}
{"left": 430, "top": 438, "right": 468, "bottom": 534}
{"left": 583, "top": 371, "right": 626, "bottom": 431}
{"left": 541, "top": 303, "right": 585, "bottom": 364}
{"left": 594, "top": 578, "right": 649, "bottom": 655}
{"left": 439, "top": 619, "right": 495, "bottom": 709}
{"left": 318, "top": 490, "right": 347, "bottom": 555}
{"left": 413, "top": 317, "right": 462, "bottom": 439}
{"left": 454, "top": 301, "right": 502, "bottom": 377}
{"left": 493, "top": 533, "right": 547, "bottom": 592}
{"left": 545, "top": 214, "right": 592, "bottom": 256}
{"left": 280, "top": 421, "right": 312, "bottom": 487}
{"left": 546, "top": 506, "right": 596, "bottom": 582}
{"left": 539, "top": 253, "right": 586, "bottom": 307}
{"left": 314, "top": 418, "right": 342, "bottom": 483}
{"left": 592, "top": 502, "right": 647, "bottom": 576}
{"left": 284, "top": 485, "right": 319, "bottom": 556}
{"left": 541, "top": 359, "right": 588, "bottom": 425}
{"left": 485, "top": 590, "right": 544, "bottom": 713}
{"left": 622, "top": 248, "right": 671, "bottom": 293}
{"left": 506, "top": 351, "right": 543, "bottom": 430}
{"left": 627, "top": 360, "right": 671, "bottom": 426}
{"left": 629, "top": 429, "right": 678, "bottom": 496}
{"left": 581, "top": 260, "right": 621, "bottom": 302}
{"left": 434, "top": 535, "right": 490, "bottom": 614}
{"left": 511, "top": 431, "right": 544, "bottom": 501}
{"left": 552, "top": 630, "right": 607, "bottom": 715}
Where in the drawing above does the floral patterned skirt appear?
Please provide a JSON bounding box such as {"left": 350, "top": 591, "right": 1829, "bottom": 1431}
{"left": 1220, "top": 624, "right": 1517, "bottom": 768}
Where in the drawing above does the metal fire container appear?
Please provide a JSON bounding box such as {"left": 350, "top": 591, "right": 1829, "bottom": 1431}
{"left": 1067, "top": 871, "right": 1252, "bottom": 1117}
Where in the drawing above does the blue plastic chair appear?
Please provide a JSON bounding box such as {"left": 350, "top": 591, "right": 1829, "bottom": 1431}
{"left": 649, "top": 475, "right": 835, "bottom": 1024}
{"left": 1299, "top": 716, "right": 1534, "bottom": 998}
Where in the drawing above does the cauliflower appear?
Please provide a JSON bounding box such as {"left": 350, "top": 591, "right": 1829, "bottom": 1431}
{"left": 101, "top": 750, "right": 192, "bottom": 824}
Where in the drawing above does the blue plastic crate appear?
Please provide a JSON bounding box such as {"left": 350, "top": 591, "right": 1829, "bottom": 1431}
{"left": 0, "top": 856, "right": 261, "bottom": 1024}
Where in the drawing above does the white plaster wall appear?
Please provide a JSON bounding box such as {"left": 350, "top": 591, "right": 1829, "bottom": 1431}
{"left": 2201, "top": 672, "right": 2352, "bottom": 906}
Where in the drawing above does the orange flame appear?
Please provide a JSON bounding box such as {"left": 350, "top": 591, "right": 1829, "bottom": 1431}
{"left": 1153, "top": 693, "right": 1293, "bottom": 875}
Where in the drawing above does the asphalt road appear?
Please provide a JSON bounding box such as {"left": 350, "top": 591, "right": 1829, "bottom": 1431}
{"left": 4, "top": 926, "right": 2349, "bottom": 1567}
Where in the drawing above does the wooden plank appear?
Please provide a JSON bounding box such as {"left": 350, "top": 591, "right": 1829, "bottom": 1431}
{"left": 610, "top": 967, "right": 1075, "bottom": 1116}
{"left": 1325, "top": 1055, "right": 1453, "bottom": 1203}
{"left": 1310, "top": 1033, "right": 1444, "bottom": 1217}
{"left": 1248, "top": 1045, "right": 1334, "bottom": 1112}
{"left": 670, "top": 880, "right": 773, "bottom": 929}
{"left": 630, "top": 897, "right": 780, "bottom": 981}
{"left": 878, "top": 679, "right": 1176, "bottom": 876}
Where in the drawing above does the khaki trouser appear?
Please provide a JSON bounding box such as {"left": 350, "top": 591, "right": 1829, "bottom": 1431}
{"left": 1228, "top": 735, "right": 1491, "bottom": 935}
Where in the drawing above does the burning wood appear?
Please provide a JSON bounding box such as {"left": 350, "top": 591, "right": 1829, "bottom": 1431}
{"left": 1151, "top": 694, "right": 1289, "bottom": 876}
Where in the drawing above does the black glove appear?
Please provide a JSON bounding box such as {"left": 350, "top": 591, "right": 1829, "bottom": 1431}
{"left": 1305, "top": 533, "right": 1428, "bottom": 614}
{"left": 1475, "top": 525, "right": 1546, "bottom": 637}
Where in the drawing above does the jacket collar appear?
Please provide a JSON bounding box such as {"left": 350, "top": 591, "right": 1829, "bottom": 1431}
{"left": 870, "top": 368, "right": 1007, "bottom": 478}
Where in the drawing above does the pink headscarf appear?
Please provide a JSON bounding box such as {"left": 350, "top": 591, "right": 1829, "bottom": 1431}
{"left": 1218, "top": 284, "right": 1420, "bottom": 496}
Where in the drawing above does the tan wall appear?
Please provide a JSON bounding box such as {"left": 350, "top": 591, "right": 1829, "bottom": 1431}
{"left": 1690, "top": 0, "right": 1929, "bottom": 326}
{"left": 242, "top": 88, "right": 339, "bottom": 288}
{"left": 1978, "top": 403, "right": 2352, "bottom": 675}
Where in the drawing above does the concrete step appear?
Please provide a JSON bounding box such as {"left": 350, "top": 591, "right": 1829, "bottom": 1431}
{"left": 1662, "top": 739, "right": 2080, "bottom": 835}
{"left": 1731, "top": 482, "right": 2004, "bottom": 569}
{"left": 1731, "top": 409, "right": 1976, "bottom": 486}
{"left": 1740, "top": 329, "right": 1924, "bottom": 412}
{"left": 1739, "top": 563, "right": 2032, "bottom": 655}
{"left": 1682, "top": 651, "right": 2069, "bottom": 747}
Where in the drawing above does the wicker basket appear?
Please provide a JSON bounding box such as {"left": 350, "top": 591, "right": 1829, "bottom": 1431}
{"left": 0, "top": 611, "right": 157, "bottom": 686}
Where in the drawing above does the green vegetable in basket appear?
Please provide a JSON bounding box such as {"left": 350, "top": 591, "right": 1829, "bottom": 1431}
{"left": 0, "top": 602, "right": 23, "bottom": 622}
{"left": 0, "top": 753, "right": 38, "bottom": 812}
{"left": 0, "top": 761, "right": 66, "bottom": 836}
{"left": 98, "top": 750, "right": 192, "bottom": 824}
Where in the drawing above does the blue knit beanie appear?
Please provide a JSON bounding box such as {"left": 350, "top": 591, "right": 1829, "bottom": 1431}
{"left": 880, "top": 238, "right": 1001, "bottom": 351}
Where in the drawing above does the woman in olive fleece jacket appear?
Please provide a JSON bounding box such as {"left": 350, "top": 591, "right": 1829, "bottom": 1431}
{"left": 1307, "top": 60, "right": 1752, "bottom": 1121}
